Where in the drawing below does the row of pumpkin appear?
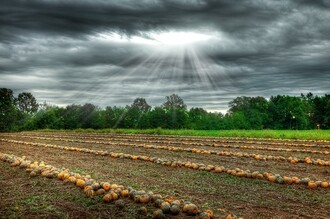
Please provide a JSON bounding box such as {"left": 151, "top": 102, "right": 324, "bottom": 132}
{"left": 1, "top": 138, "right": 329, "bottom": 189}
{"left": 8, "top": 135, "right": 330, "bottom": 167}
{"left": 12, "top": 134, "right": 330, "bottom": 155}
{"left": 13, "top": 133, "right": 330, "bottom": 148}
{"left": 0, "top": 152, "right": 233, "bottom": 219}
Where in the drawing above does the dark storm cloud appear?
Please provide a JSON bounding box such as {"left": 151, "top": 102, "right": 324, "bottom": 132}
{"left": 1, "top": 0, "right": 329, "bottom": 111}
{"left": 0, "top": 0, "right": 295, "bottom": 41}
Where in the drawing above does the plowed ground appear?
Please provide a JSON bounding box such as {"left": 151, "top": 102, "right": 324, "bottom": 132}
{"left": 1, "top": 132, "right": 329, "bottom": 219}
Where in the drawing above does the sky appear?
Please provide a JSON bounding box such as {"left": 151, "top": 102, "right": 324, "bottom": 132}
{"left": 1, "top": 0, "right": 329, "bottom": 112}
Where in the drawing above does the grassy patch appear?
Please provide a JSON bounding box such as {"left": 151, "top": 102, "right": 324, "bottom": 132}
{"left": 32, "top": 129, "right": 330, "bottom": 140}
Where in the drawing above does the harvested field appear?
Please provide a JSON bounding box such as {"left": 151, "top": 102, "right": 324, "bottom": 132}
{"left": 1, "top": 131, "right": 329, "bottom": 219}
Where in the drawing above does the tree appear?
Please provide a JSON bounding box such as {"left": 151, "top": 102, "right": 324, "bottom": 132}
{"left": 103, "top": 106, "right": 116, "bottom": 128}
{"left": 162, "top": 94, "right": 187, "bottom": 110}
{"left": 188, "top": 107, "right": 208, "bottom": 129}
{"left": 62, "top": 104, "right": 81, "bottom": 129}
{"left": 148, "top": 107, "right": 167, "bottom": 128}
{"left": 78, "top": 103, "right": 98, "bottom": 129}
{"left": 312, "top": 94, "right": 330, "bottom": 129}
{"left": 268, "top": 95, "right": 309, "bottom": 129}
{"left": 228, "top": 96, "right": 269, "bottom": 129}
{"left": 16, "top": 92, "right": 39, "bottom": 114}
{"left": 131, "top": 98, "right": 151, "bottom": 112}
{"left": 0, "top": 88, "right": 18, "bottom": 131}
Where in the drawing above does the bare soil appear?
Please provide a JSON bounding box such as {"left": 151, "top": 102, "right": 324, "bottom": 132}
{"left": 1, "top": 132, "right": 330, "bottom": 219}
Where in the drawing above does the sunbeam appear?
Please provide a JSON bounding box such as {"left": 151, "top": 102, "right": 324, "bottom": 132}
{"left": 61, "top": 29, "right": 235, "bottom": 114}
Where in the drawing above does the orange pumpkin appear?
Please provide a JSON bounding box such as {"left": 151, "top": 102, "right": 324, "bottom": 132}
{"left": 103, "top": 193, "right": 112, "bottom": 202}
{"left": 110, "top": 184, "right": 119, "bottom": 190}
{"left": 139, "top": 195, "right": 150, "bottom": 204}
{"left": 120, "top": 189, "right": 129, "bottom": 197}
{"left": 268, "top": 175, "right": 276, "bottom": 183}
{"left": 308, "top": 181, "right": 317, "bottom": 189}
{"left": 110, "top": 192, "right": 119, "bottom": 200}
{"left": 320, "top": 182, "right": 329, "bottom": 188}
{"left": 76, "top": 179, "right": 85, "bottom": 189}
{"left": 205, "top": 209, "right": 214, "bottom": 219}
{"left": 291, "top": 176, "right": 300, "bottom": 183}
{"left": 103, "top": 182, "right": 111, "bottom": 191}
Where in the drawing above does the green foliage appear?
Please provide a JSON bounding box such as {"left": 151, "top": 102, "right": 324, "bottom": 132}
{"left": 162, "top": 93, "right": 187, "bottom": 110}
{"left": 16, "top": 92, "right": 39, "bottom": 114}
{"left": 0, "top": 88, "right": 18, "bottom": 131}
{"left": 1, "top": 88, "right": 330, "bottom": 131}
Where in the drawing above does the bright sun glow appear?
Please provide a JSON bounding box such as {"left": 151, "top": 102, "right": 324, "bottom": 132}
{"left": 150, "top": 32, "right": 212, "bottom": 45}
{"left": 96, "top": 31, "right": 212, "bottom": 46}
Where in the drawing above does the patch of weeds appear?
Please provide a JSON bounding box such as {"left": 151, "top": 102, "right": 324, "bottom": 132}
{"left": 67, "top": 193, "right": 101, "bottom": 207}
{"left": 16, "top": 195, "right": 66, "bottom": 217}
{"left": 70, "top": 167, "right": 92, "bottom": 177}
{"left": 20, "top": 195, "right": 49, "bottom": 210}
{"left": 282, "top": 188, "right": 329, "bottom": 203}
{"left": 234, "top": 194, "right": 250, "bottom": 202}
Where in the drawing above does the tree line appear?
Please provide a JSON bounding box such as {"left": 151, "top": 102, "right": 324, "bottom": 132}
{"left": 1, "top": 88, "right": 329, "bottom": 131}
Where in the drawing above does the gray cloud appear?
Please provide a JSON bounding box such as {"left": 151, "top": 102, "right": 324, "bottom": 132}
{"left": 0, "top": 0, "right": 329, "bottom": 112}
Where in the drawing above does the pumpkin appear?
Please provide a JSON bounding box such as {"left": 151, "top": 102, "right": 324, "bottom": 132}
{"left": 161, "top": 204, "right": 170, "bottom": 214}
{"left": 84, "top": 186, "right": 93, "bottom": 193}
{"left": 91, "top": 183, "right": 100, "bottom": 190}
{"left": 170, "top": 205, "right": 180, "bottom": 215}
{"left": 110, "top": 191, "right": 119, "bottom": 200}
{"left": 199, "top": 212, "right": 211, "bottom": 219}
{"left": 131, "top": 156, "right": 138, "bottom": 160}
{"left": 291, "top": 176, "right": 300, "bottom": 184}
{"left": 214, "top": 167, "right": 224, "bottom": 173}
{"left": 30, "top": 171, "right": 37, "bottom": 177}
{"left": 120, "top": 189, "right": 129, "bottom": 197}
{"left": 315, "top": 181, "right": 322, "bottom": 186}
{"left": 138, "top": 207, "right": 148, "bottom": 216}
{"left": 76, "top": 179, "right": 85, "bottom": 189}
{"left": 171, "top": 200, "right": 180, "bottom": 206}
{"left": 267, "top": 175, "right": 276, "bottom": 183}
{"left": 251, "top": 171, "right": 259, "bottom": 178}
{"left": 205, "top": 209, "right": 214, "bottom": 219}
{"left": 283, "top": 176, "right": 293, "bottom": 184}
{"left": 300, "top": 178, "right": 310, "bottom": 185}
{"left": 63, "top": 172, "right": 70, "bottom": 180}
{"left": 308, "top": 181, "right": 317, "bottom": 189}
{"left": 111, "top": 184, "right": 119, "bottom": 190}
{"left": 320, "top": 181, "right": 329, "bottom": 188}
{"left": 85, "top": 189, "right": 95, "bottom": 198}
{"left": 115, "top": 199, "right": 125, "bottom": 208}
{"left": 151, "top": 194, "right": 163, "bottom": 202}
{"left": 257, "top": 173, "right": 264, "bottom": 179}
{"left": 103, "top": 193, "right": 112, "bottom": 202}
{"left": 68, "top": 176, "right": 77, "bottom": 184}
{"left": 11, "top": 160, "right": 20, "bottom": 167}
{"left": 165, "top": 196, "right": 174, "bottom": 203}
{"left": 152, "top": 209, "right": 165, "bottom": 219}
{"left": 183, "top": 203, "right": 198, "bottom": 215}
{"left": 139, "top": 195, "right": 150, "bottom": 204}
{"left": 103, "top": 182, "right": 111, "bottom": 191}
{"left": 96, "top": 188, "right": 106, "bottom": 195}
{"left": 154, "top": 199, "right": 165, "bottom": 208}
